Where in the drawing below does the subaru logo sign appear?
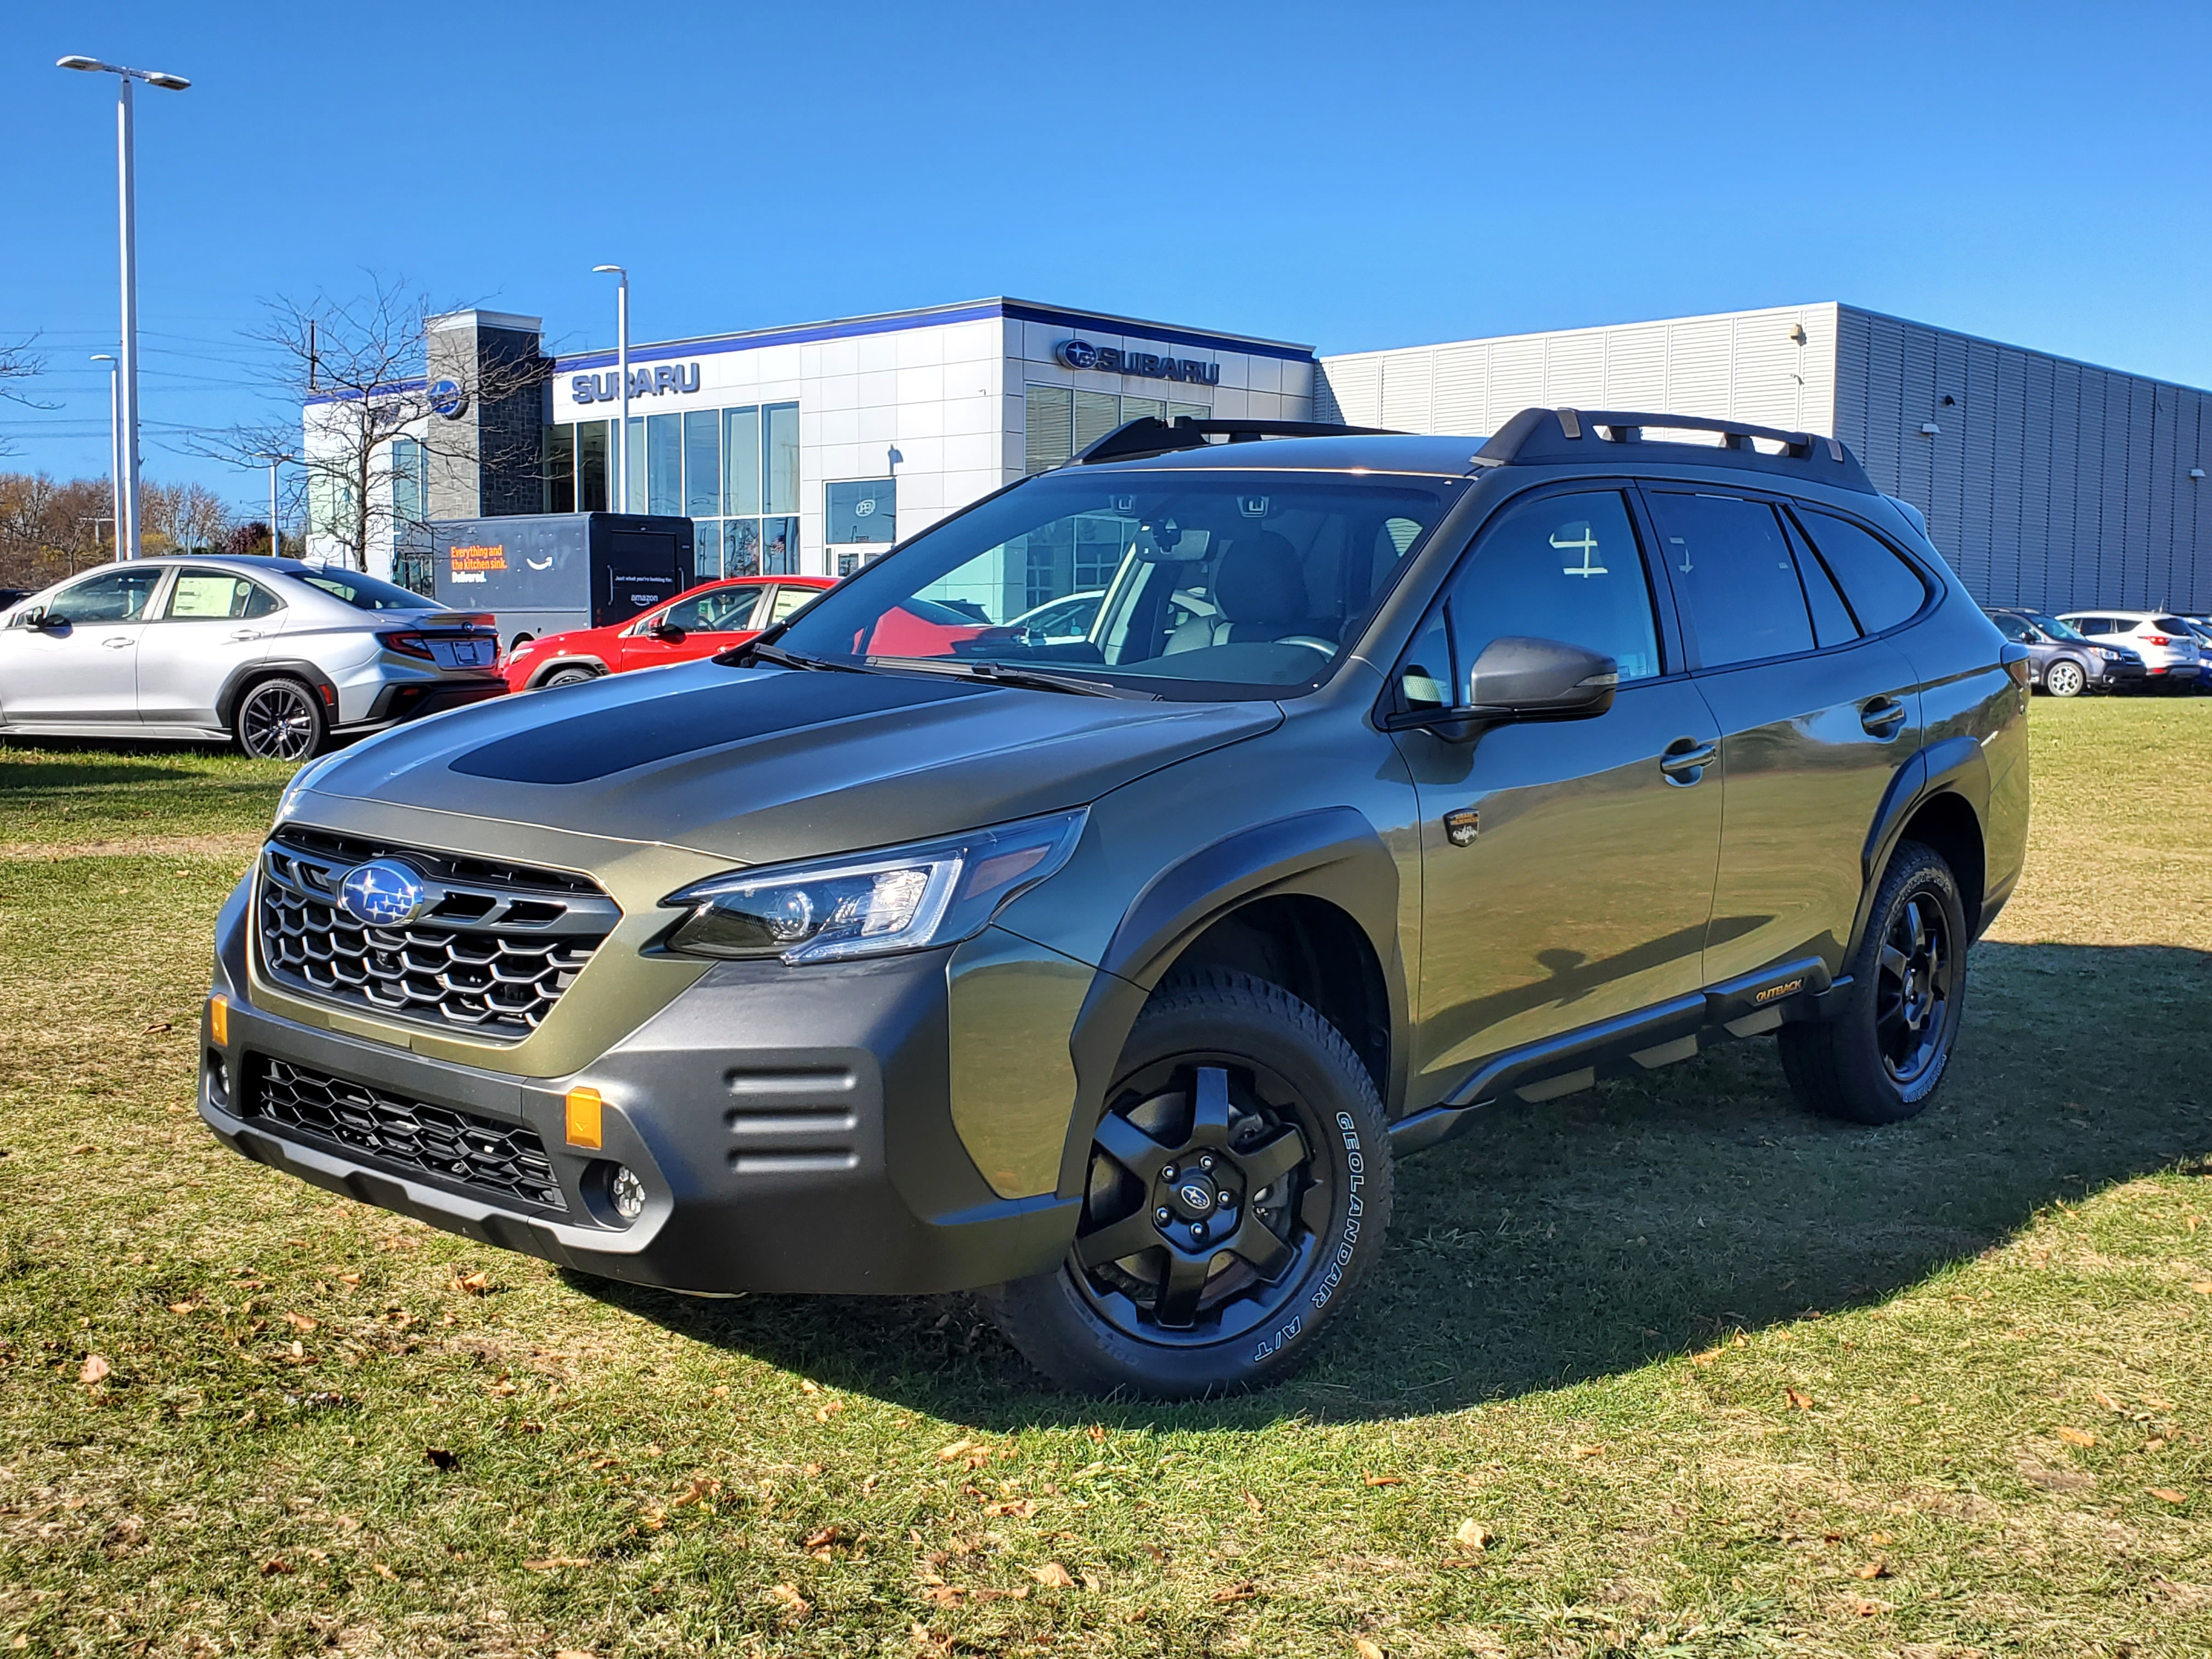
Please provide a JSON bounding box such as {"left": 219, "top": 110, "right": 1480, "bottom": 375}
{"left": 1178, "top": 1182, "right": 1215, "bottom": 1214}
{"left": 338, "top": 860, "right": 430, "bottom": 928}
{"left": 427, "top": 377, "right": 469, "bottom": 420}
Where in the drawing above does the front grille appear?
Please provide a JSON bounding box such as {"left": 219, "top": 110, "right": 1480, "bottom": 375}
{"left": 246, "top": 1057, "right": 567, "bottom": 1213}
{"left": 256, "top": 827, "right": 620, "bottom": 1041}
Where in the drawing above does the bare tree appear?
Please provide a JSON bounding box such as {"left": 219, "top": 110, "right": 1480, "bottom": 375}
{"left": 0, "top": 335, "right": 55, "bottom": 458}
{"left": 140, "top": 480, "right": 233, "bottom": 554}
{"left": 0, "top": 471, "right": 114, "bottom": 586}
{"left": 195, "top": 274, "right": 545, "bottom": 571}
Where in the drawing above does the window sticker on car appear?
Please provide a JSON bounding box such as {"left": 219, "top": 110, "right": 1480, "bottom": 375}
{"left": 1554, "top": 523, "right": 1608, "bottom": 577}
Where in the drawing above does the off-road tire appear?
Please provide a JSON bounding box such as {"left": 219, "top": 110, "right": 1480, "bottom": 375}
{"left": 1779, "top": 839, "right": 1967, "bottom": 1125}
{"left": 2042, "top": 658, "right": 2086, "bottom": 698}
{"left": 978, "top": 969, "right": 1392, "bottom": 1398}
{"left": 234, "top": 675, "right": 327, "bottom": 761}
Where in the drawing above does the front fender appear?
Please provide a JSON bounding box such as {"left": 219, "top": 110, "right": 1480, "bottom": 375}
{"left": 1047, "top": 806, "right": 1406, "bottom": 1199}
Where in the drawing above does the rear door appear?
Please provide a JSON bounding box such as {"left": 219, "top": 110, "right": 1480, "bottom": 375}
{"left": 1640, "top": 488, "right": 1925, "bottom": 985}
{"left": 135, "top": 566, "right": 286, "bottom": 729}
{"left": 0, "top": 566, "right": 169, "bottom": 726}
{"left": 1396, "top": 483, "right": 1724, "bottom": 1085}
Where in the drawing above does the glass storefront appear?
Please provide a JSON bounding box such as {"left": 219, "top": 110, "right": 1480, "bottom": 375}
{"left": 543, "top": 399, "right": 800, "bottom": 576}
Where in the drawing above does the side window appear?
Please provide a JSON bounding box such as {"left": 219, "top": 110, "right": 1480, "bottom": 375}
{"left": 1989, "top": 613, "right": 2030, "bottom": 642}
{"left": 165, "top": 570, "right": 279, "bottom": 620}
{"left": 1644, "top": 492, "right": 1814, "bottom": 668}
{"left": 1436, "top": 489, "right": 1663, "bottom": 689}
{"left": 50, "top": 567, "right": 166, "bottom": 623}
{"left": 1783, "top": 516, "right": 1860, "bottom": 649}
{"left": 693, "top": 585, "right": 764, "bottom": 633}
{"left": 767, "top": 586, "right": 816, "bottom": 624}
{"left": 1795, "top": 511, "right": 1929, "bottom": 634}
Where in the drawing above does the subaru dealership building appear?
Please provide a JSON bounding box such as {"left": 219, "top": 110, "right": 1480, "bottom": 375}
{"left": 307, "top": 297, "right": 2210, "bottom": 612}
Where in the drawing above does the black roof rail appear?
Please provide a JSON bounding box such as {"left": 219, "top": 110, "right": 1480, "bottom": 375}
{"left": 1472, "top": 407, "right": 1876, "bottom": 493}
{"left": 1073, "top": 415, "right": 1399, "bottom": 467}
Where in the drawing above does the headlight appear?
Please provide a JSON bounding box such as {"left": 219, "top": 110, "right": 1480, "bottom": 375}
{"left": 661, "top": 809, "right": 1087, "bottom": 964}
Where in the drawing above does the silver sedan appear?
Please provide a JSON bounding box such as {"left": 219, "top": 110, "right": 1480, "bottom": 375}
{"left": 0, "top": 557, "right": 506, "bottom": 759}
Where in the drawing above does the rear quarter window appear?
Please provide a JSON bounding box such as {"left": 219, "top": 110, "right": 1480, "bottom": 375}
{"left": 1795, "top": 511, "right": 1929, "bottom": 634}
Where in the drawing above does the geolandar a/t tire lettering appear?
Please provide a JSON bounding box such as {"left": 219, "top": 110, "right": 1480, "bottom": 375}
{"left": 975, "top": 969, "right": 1393, "bottom": 1398}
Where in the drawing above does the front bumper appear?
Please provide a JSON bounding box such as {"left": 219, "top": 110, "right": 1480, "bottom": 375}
{"left": 201, "top": 941, "right": 1080, "bottom": 1296}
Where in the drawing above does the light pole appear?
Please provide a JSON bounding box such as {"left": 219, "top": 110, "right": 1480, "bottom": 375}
{"left": 592, "top": 264, "right": 630, "bottom": 512}
{"left": 58, "top": 55, "right": 190, "bottom": 561}
{"left": 269, "top": 458, "right": 282, "bottom": 557}
{"left": 89, "top": 353, "right": 120, "bottom": 557}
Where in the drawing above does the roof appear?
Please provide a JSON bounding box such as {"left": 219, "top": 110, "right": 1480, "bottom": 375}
{"left": 1083, "top": 432, "right": 1486, "bottom": 477}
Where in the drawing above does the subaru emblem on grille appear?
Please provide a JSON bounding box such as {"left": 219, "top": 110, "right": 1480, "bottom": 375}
{"left": 338, "top": 859, "right": 429, "bottom": 927}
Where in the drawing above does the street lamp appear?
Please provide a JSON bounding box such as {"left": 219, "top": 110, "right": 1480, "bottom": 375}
{"left": 89, "top": 353, "right": 120, "bottom": 557}
{"left": 592, "top": 264, "right": 630, "bottom": 513}
{"left": 58, "top": 54, "right": 191, "bottom": 561}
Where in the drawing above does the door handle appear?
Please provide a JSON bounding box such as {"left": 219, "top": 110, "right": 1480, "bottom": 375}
{"left": 101, "top": 636, "right": 134, "bottom": 649}
{"left": 1860, "top": 696, "right": 1908, "bottom": 738}
{"left": 1658, "top": 736, "right": 1718, "bottom": 783}
{"left": 228, "top": 629, "right": 261, "bottom": 641}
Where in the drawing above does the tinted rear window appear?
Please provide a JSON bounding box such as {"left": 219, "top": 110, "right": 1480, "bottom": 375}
{"left": 1795, "top": 511, "right": 1929, "bottom": 634}
{"left": 1645, "top": 492, "right": 1814, "bottom": 668}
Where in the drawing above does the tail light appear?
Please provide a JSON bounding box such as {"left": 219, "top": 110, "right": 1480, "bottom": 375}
{"left": 377, "top": 630, "right": 435, "bottom": 659}
{"left": 2144, "top": 635, "right": 2171, "bottom": 647}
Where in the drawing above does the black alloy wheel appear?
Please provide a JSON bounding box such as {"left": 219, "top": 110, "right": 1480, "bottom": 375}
{"left": 236, "top": 676, "right": 326, "bottom": 761}
{"left": 978, "top": 970, "right": 1392, "bottom": 1398}
{"left": 1872, "top": 889, "right": 1954, "bottom": 1088}
{"left": 2044, "top": 657, "right": 2086, "bottom": 697}
{"left": 1779, "top": 839, "right": 1968, "bottom": 1125}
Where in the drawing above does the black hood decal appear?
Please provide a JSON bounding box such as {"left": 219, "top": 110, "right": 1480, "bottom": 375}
{"left": 449, "top": 671, "right": 987, "bottom": 784}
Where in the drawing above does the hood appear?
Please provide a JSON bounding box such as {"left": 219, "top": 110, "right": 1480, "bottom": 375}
{"left": 297, "top": 661, "right": 1280, "bottom": 865}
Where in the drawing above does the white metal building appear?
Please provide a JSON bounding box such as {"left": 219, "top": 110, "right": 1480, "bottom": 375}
{"left": 1316, "top": 303, "right": 2212, "bottom": 612}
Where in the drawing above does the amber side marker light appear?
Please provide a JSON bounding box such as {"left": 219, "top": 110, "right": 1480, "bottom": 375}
{"left": 565, "top": 1086, "right": 603, "bottom": 1149}
{"left": 208, "top": 995, "right": 228, "bottom": 1046}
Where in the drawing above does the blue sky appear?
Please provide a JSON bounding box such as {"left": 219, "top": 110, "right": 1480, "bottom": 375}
{"left": 4, "top": 1, "right": 2209, "bottom": 512}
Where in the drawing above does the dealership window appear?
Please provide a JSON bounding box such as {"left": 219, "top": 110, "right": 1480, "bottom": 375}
{"left": 1024, "top": 385, "right": 1207, "bottom": 473}
{"left": 307, "top": 462, "right": 356, "bottom": 539}
{"left": 542, "top": 399, "right": 802, "bottom": 578}
{"left": 827, "top": 479, "right": 895, "bottom": 545}
{"left": 390, "top": 438, "right": 427, "bottom": 524}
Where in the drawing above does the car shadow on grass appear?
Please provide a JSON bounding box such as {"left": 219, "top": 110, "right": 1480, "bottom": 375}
{"left": 580, "top": 940, "right": 2212, "bottom": 1429}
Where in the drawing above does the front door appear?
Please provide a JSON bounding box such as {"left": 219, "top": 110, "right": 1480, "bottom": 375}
{"left": 0, "top": 566, "right": 169, "bottom": 726}
{"left": 1392, "top": 485, "right": 1724, "bottom": 1099}
{"left": 1640, "top": 488, "right": 1926, "bottom": 984}
{"left": 617, "top": 582, "right": 768, "bottom": 673}
{"left": 135, "top": 566, "right": 286, "bottom": 729}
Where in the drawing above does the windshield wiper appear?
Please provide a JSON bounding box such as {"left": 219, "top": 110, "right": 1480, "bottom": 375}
{"left": 726, "top": 641, "right": 872, "bottom": 674}
{"left": 866, "top": 656, "right": 1154, "bottom": 699}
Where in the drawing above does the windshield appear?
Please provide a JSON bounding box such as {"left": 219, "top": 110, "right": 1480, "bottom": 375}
{"left": 2029, "top": 612, "right": 2085, "bottom": 641}
{"left": 285, "top": 567, "right": 435, "bottom": 611}
{"left": 772, "top": 470, "right": 1464, "bottom": 697}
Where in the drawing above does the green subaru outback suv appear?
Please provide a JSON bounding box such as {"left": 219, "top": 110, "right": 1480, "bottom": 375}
{"left": 202, "top": 409, "right": 2030, "bottom": 1397}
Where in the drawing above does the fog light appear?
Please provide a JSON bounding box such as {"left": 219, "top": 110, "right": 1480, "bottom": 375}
{"left": 608, "top": 1164, "right": 646, "bottom": 1221}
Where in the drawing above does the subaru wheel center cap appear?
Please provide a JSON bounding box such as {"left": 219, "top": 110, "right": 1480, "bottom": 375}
{"left": 1168, "top": 1174, "right": 1218, "bottom": 1220}
{"left": 338, "top": 859, "right": 429, "bottom": 927}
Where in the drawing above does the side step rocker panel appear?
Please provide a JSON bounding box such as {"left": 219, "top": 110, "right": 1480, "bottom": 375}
{"left": 1389, "top": 955, "right": 1842, "bottom": 1156}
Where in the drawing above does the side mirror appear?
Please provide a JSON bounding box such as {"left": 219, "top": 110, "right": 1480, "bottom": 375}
{"left": 1427, "top": 636, "right": 1619, "bottom": 741}
{"left": 653, "top": 622, "right": 687, "bottom": 642}
{"left": 27, "top": 607, "right": 63, "bottom": 632}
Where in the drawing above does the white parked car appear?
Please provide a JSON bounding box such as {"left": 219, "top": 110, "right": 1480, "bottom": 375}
{"left": 0, "top": 557, "right": 506, "bottom": 758}
{"left": 2055, "top": 610, "right": 2205, "bottom": 689}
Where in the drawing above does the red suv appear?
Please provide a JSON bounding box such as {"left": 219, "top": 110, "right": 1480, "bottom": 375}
{"left": 501, "top": 575, "right": 837, "bottom": 692}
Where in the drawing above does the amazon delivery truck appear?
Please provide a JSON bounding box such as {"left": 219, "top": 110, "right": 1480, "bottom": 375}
{"left": 430, "top": 513, "right": 696, "bottom": 654}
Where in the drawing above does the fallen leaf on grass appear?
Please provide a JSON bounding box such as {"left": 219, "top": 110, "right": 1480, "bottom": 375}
{"left": 1363, "top": 1474, "right": 1403, "bottom": 1487}
{"left": 2094, "top": 1390, "right": 2123, "bottom": 1413}
{"left": 78, "top": 1354, "right": 111, "bottom": 1384}
{"left": 523, "top": 1557, "right": 595, "bottom": 1570}
{"left": 143, "top": 1020, "right": 172, "bottom": 1033}
{"left": 1691, "top": 1346, "right": 1722, "bottom": 1366}
{"left": 1030, "top": 1561, "right": 1077, "bottom": 1589}
{"left": 337, "top": 1272, "right": 361, "bottom": 1286}
{"left": 936, "top": 1438, "right": 980, "bottom": 1462}
{"left": 1785, "top": 1389, "right": 1814, "bottom": 1411}
{"left": 424, "top": 1447, "right": 459, "bottom": 1471}
{"left": 1852, "top": 1598, "right": 1888, "bottom": 1617}
{"left": 669, "top": 1477, "right": 722, "bottom": 1509}
{"left": 2189, "top": 1282, "right": 2212, "bottom": 1295}
{"left": 261, "top": 1558, "right": 293, "bottom": 1576}
{"left": 1453, "top": 1519, "right": 1492, "bottom": 1554}
{"left": 371, "top": 1563, "right": 397, "bottom": 1581}
{"left": 382, "top": 1234, "right": 420, "bottom": 1250}
{"left": 769, "top": 1583, "right": 810, "bottom": 1618}
{"left": 984, "top": 1499, "right": 1037, "bottom": 1518}
{"left": 1854, "top": 1559, "right": 1893, "bottom": 1579}
{"left": 803, "top": 1525, "right": 848, "bottom": 1551}
{"left": 1867, "top": 1532, "right": 1894, "bottom": 1547}
{"left": 2058, "top": 1426, "right": 2097, "bottom": 1448}
{"left": 2151, "top": 1488, "right": 2190, "bottom": 1504}
{"left": 1355, "top": 1640, "right": 1388, "bottom": 1659}
{"left": 1243, "top": 1491, "right": 1263, "bottom": 1514}
{"left": 1087, "top": 1424, "right": 1105, "bottom": 1442}
{"left": 1211, "top": 1580, "right": 1258, "bottom": 1604}
{"left": 920, "top": 1584, "right": 963, "bottom": 1607}
{"left": 167, "top": 1301, "right": 196, "bottom": 1316}
{"left": 453, "top": 1271, "right": 493, "bottom": 1295}
{"left": 1569, "top": 1443, "right": 1605, "bottom": 1459}
{"left": 554, "top": 1650, "right": 596, "bottom": 1659}
{"left": 285, "top": 1311, "right": 318, "bottom": 1331}
{"left": 815, "top": 1400, "right": 845, "bottom": 1422}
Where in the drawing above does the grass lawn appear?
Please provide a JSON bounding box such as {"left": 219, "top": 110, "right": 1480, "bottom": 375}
{"left": 2, "top": 699, "right": 2210, "bottom": 1658}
